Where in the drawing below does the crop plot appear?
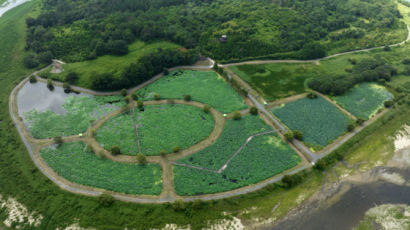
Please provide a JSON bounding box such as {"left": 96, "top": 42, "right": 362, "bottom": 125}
{"left": 176, "top": 115, "right": 272, "bottom": 171}
{"left": 24, "top": 95, "right": 125, "bottom": 139}
{"left": 173, "top": 133, "right": 300, "bottom": 195}
{"left": 272, "top": 97, "right": 351, "bottom": 148}
{"left": 334, "top": 83, "right": 393, "bottom": 119}
{"left": 135, "top": 70, "right": 247, "bottom": 113}
{"left": 40, "top": 142, "right": 163, "bottom": 195}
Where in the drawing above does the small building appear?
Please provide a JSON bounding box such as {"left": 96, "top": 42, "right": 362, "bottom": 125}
{"left": 219, "top": 35, "right": 227, "bottom": 42}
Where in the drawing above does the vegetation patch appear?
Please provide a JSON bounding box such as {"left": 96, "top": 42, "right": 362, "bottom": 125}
{"left": 229, "top": 63, "right": 320, "bottom": 101}
{"left": 334, "top": 83, "right": 393, "bottom": 119}
{"left": 24, "top": 95, "right": 125, "bottom": 139}
{"left": 174, "top": 133, "right": 300, "bottom": 195}
{"left": 177, "top": 115, "right": 271, "bottom": 170}
{"left": 272, "top": 97, "right": 351, "bottom": 147}
{"left": 135, "top": 70, "right": 247, "bottom": 113}
{"left": 40, "top": 142, "right": 163, "bottom": 195}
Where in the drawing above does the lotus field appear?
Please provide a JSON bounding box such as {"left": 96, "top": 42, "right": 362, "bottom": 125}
{"left": 177, "top": 115, "right": 271, "bottom": 170}
{"left": 272, "top": 97, "right": 351, "bottom": 148}
{"left": 24, "top": 95, "right": 125, "bottom": 139}
{"left": 334, "top": 83, "right": 392, "bottom": 119}
{"left": 173, "top": 133, "right": 301, "bottom": 195}
{"left": 134, "top": 70, "right": 247, "bottom": 113}
{"left": 40, "top": 142, "right": 163, "bottom": 195}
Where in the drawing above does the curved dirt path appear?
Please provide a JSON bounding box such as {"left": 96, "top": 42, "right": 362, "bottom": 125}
{"left": 220, "top": 26, "right": 410, "bottom": 67}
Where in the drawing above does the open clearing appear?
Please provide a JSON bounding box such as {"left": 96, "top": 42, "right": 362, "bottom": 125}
{"left": 135, "top": 70, "right": 247, "bottom": 113}
{"left": 272, "top": 97, "right": 351, "bottom": 149}
{"left": 49, "top": 41, "right": 180, "bottom": 89}
{"left": 41, "top": 142, "right": 163, "bottom": 195}
{"left": 173, "top": 133, "right": 300, "bottom": 195}
{"left": 96, "top": 104, "right": 215, "bottom": 155}
{"left": 229, "top": 63, "right": 321, "bottom": 101}
{"left": 334, "top": 83, "right": 393, "bottom": 119}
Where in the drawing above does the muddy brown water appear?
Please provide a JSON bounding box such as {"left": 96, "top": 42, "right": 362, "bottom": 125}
{"left": 268, "top": 168, "right": 410, "bottom": 230}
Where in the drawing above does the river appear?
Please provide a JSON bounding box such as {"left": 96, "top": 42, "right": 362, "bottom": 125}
{"left": 0, "top": 0, "right": 31, "bottom": 17}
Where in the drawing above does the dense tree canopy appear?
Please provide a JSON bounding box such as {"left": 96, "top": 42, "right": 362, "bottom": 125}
{"left": 25, "top": 0, "right": 404, "bottom": 62}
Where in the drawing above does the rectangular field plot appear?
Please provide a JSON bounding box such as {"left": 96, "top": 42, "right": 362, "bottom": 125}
{"left": 272, "top": 97, "right": 351, "bottom": 149}
{"left": 229, "top": 63, "right": 320, "bottom": 101}
{"left": 24, "top": 95, "right": 125, "bottom": 139}
{"left": 176, "top": 115, "right": 272, "bottom": 171}
{"left": 40, "top": 142, "right": 163, "bottom": 195}
{"left": 173, "top": 133, "right": 300, "bottom": 195}
{"left": 135, "top": 70, "right": 247, "bottom": 113}
{"left": 334, "top": 83, "right": 392, "bottom": 119}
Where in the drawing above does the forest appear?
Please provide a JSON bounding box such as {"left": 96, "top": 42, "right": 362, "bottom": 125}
{"left": 25, "top": 0, "right": 404, "bottom": 62}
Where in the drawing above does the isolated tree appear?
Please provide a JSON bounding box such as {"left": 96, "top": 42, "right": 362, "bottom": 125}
{"left": 384, "top": 100, "right": 393, "bottom": 108}
{"left": 203, "top": 105, "right": 211, "bottom": 113}
{"left": 154, "top": 93, "right": 161, "bottom": 100}
{"left": 63, "top": 83, "right": 71, "bottom": 93}
{"left": 160, "top": 150, "right": 166, "bottom": 157}
{"left": 54, "top": 136, "right": 63, "bottom": 146}
{"left": 29, "top": 75, "right": 37, "bottom": 83}
{"left": 124, "top": 95, "right": 131, "bottom": 104}
{"left": 136, "top": 153, "right": 147, "bottom": 164}
{"left": 121, "top": 88, "right": 127, "bottom": 97}
{"left": 356, "top": 118, "right": 365, "bottom": 126}
{"left": 232, "top": 111, "right": 241, "bottom": 120}
{"left": 284, "top": 132, "right": 294, "bottom": 142}
{"left": 111, "top": 145, "right": 121, "bottom": 155}
{"left": 383, "top": 45, "right": 391, "bottom": 51}
{"left": 250, "top": 106, "right": 258, "bottom": 115}
{"left": 47, "top": 79, "right": 54, "bottom": 91}
{"left": 137, "top": 100, "right": 144, "bottom": 109}
{"left": 131, "top": 94, "right": 138, "bottom": 101}
{"left": 307, "top": 92, "right": 318, "bottom": 99}
{"left": 293, "top": 130, "right": 303, "bottom": 140}
{"left": 184, "top": 94, "right": 192, "bottom": 101}
{"left": 347, "top": 123, "right": 356, "bottom": 132}
{"left": 66, "top": 72, "right": 78, "bottom": 84}
{"left": 173, "top": 199, "right": 186, "bottom": 211}
{"left": 173, "top": 146, "right": 180, "bottom": 153}
{"left": 98, "top": 194, "right": 115, "bottom": 207}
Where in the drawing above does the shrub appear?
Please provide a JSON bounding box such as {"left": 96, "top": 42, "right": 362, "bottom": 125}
{"left": 347, "top": 123, "right": 356, "bottom": 132}
{"left": 307, "top": 92, "right": 318, "bottom": 99}
{"left": 46, "top": 79, "right": 54, "bottom": 91}
{"left": 293, "top": 130, "right": 303, "bottom": 140}
{"left": 54, "top": 136, "right": 63, "bottom": 146}
{"left": 131, "top": 94, "right": 138, "bottom": 101}
{"left": 111, "top": 146, "right": 121, "bottom": 155}
{"left": 98, "top": 194, "right": 115, "bottom": 207}
{"left": 29, "top": 75, "right": 37, "bottom": 83}
{"left": 173, "top": 146, "right": 180, "bottom": 153}
{"left": 137, "top": 100, "right": 144, "bottom": 109}
{"left": 284, "top": 132, "right": 294, "bottom": 142}
{"left": 384, "top": 100, "right": 393, "bottom": 108}
{"left": 66, "top": 72, "right": 78, "bottom": 84}
{"left": 232, "top": 111, "right": 242, "bottom": 120}
{"left": 154, "top": 93, "right": 161, "bottom": 100}
{"left": 203, "top": 105, "right": 211, "bottom": 113}
{"left": 121, "top": 89, "right": 127, "bottom": 97}
{"left": 184, "top": 94, "right": 192, "bottom": 101}
{"left": 250, "top": 106, "right": 258, "bottom": 115}
{"left": 173, "top": 199, "right": 186, "bottom": 211}
{"left": 348, "top": 58, "right": 357, "bottom": 65}
{"left": 383, "top": 46, "right": 391, "bottom": 51}
{"left": 136, "top": 153, "right": 147, "bottom": 164}
{"left": 163, "top": 68, "right": 169, "bottom": 75}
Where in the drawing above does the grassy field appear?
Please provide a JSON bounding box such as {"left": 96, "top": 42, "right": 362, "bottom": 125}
{"left": 334, "top": 83, "right": 393, "bottom": 119}
{"left": 49, "top": 41, "right": 180, "bottom": 89}
{"left": 135, "top": 70, "right": 247, "bottom": 113}
{"left": 272, "top": 97, "right": 351, "bottom": 149}
{"left": 174, "top": 133, "right": 301, "bottom": 195}
{"left": 229, "top": 63, "right": 322, "bottom": 101}
{"left": 177, "top": 115, "right": 271, "bottom": 171}
{"left": 96, "top": 104, "right": 214, "bottom": 155}
{"left": 24, "top": 95, "right": 125, "bottom": 138}
{"left": 41, "top": 142, "right": 163, "bottom": 195}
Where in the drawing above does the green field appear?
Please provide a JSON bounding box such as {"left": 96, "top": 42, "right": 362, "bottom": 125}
{"left": 40, "top": 142, "right": 163, "bottom": 195}
{"left": 272, "top": 97, "right": 351, "bottom": 148}
{"left": 177, "top": 115, "right": 271, "bottom": 170}
{"left": 135, "top": 70, "right": 247, "bottom": 113}
{"left": 24, "top": 95, "right": 125, "bottom": 139}
{"left": 229, "top": 63, "right": 322, "bottom": 101}
{"left": 96, "top": 104, "right": 214, "bottom": 155}
{"left": 50, "top": 41, "right": 180, "bottom": 89}
{"left": 174, "top": 133, "right": 300, "bottom": 195}
{"left": 334, "top": 83, "right": 393, "bottom": 119}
